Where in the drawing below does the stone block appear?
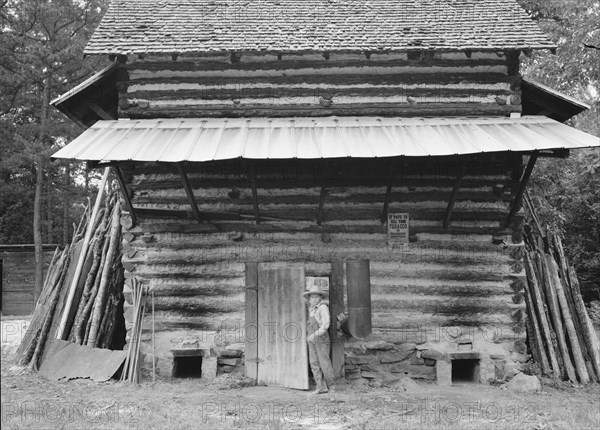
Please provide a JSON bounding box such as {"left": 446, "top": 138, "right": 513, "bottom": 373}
{"left": 218, "top": 357, "right": 241, "bottom": 366}
{"left": 379, "top": 350, "right": 412, "bottom": 364}
{"left": 424, "top": 358, "right": 436, "bottom": 367}
{"left": 510, "top": 352, "right": 529, "bottom": 363}
{"left": 363, "top": 363, "right": 387, "bottom": 373}
{"left": 421, "top": 349, "right": 444, "bottom": 360}
{"left": 436, "top": 360, "right": 452, "bottom": 386}
{"left": 220, "top": 365, "right": 236, "bottom": 374}
{"left": 390, "top": 363, "right": 435, "bottom": 379}
{"left": 361, "top": 371, "right": 377, "bottom": 379}
{"left": 220, "top": 349, "right": 243, "bottom": 358}
{"left": 157, "top": 357, "right": 174, "bottom": 377}
{"left": 365, "top": 341, "right": 394, "bottom": 351}
{"left": 345, "top": 369, "right": 362, "bottom": 380}
{"left": 349, "top": 355, "right": 377, "bottom": 365}
{"left": 506, "top": 373, "right": 541, "bottom": 393}
{"left": 398, "top": 343, "right": 417, "bottom": 351}
{"left": 513, "top": 340, "right": 527, "bottom": 354}
{"left": 202, "top": 356, "right": 217, "bottom": 381}
{"left": 409, "top": 354, "right": 425, "bottom": 365}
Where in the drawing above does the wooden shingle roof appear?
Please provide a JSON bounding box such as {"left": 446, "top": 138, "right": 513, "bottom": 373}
{"left": 85, "top": 0, "right": 555, "bottom": 55}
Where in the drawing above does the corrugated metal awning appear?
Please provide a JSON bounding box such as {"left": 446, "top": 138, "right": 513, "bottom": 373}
{"left": 51, "top": 116, "right": 600, "bottom": 162}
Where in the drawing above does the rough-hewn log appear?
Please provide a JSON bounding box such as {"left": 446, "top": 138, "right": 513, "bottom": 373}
{"left": 539, "top": 253, "right": 577, "bottom": 382}
{"left": 88, "top": 200, "right": 121, "bottom": 347}
{"left": 524, "top": 252, "right": 560, "bottom": 377}
{"left": 522, "top": 269, "right": 551, "bottom": 374}
{"left": 567, "top": 266, "right": 600, "bottom": 381}
{"left": 546, "top": 255, "right": 589, "bottom": 384}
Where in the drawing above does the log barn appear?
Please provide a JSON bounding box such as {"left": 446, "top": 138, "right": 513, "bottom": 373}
{"left": 51, "top": 0, "right": 600, "bottom": 387}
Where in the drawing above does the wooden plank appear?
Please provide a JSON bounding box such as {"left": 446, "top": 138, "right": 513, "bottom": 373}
{"left": 112, "top": 166, "right": 137, "bottom": 228}
{"left": 507, "top": 152, "right": 538, "bottom": 226}
{"left": 257, "top": 267, "right": 308, "bottom": 389}
{"left": 442, "top": 159, "right": 466, "bottom": 229}
{"left": 244, "top": 263, "right": 258, "bottom": 380}
{"left": 330, "top": 260, "right": 345, "bottom": 380}
{"left": 176, "top": 162, "right": 203, "bottom": 223}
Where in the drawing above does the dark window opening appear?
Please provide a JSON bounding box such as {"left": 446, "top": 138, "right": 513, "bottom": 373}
{"left": 452, "top": 359, "right": 480, "bottom": 384}
{"left": 172, "top": 356, "right": 202, "bottom": 378}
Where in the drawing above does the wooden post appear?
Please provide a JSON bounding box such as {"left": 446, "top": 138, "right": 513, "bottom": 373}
{"left": 56, "top": 167, "right": 109, "bottom": 340}
{"left": 330, "top": 260, "right": 345, "bottom": 380}
{"left": 568, "top": 266, "right": 600, "bottom": 381}
{"left": 112, "top": 165, "right": 137, "bottom": 228}
{"left": 244, "top": 263, "right": 259, "bottom": 380}
{"left": 546, "top": 255, "right": 589, "bottom": 383}
{"left": 176, "top": 162, "right": 203, "bottom": 223}
{"left": 507, "top": 152, "right": 538, "bottom": 227}
{"left": 152, "top": 290, "right": 156, "bottom": 384}
{"left": 523, "top": 273, "right": 551, "bottom": 374}
{"left": 524, "top": 252, "right": 561, "bottom": 377}
{"left": 443, "top": 158, "right": 466, "bottom": 229}
{"left": 540, "top": 253, "right": 577, "bottom": 382}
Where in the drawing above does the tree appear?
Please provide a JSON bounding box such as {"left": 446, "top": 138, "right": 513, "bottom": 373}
{"left": 0, "top": 0, "right": 107, "bottom": 299}
{"left": 518, "top": 0, "right": 600, "bottom": 302}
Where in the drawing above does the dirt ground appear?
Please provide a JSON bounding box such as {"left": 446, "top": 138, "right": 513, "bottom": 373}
{"left": 2, "top": 318, "right": 599, "bottom": 430}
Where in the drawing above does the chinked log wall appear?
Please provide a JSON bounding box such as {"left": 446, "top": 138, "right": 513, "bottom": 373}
{"left": 118, "top": 51, "right": 521, "bottom": 118}
{"left": 119, "top": 155, "right": 528, "bottom": 379}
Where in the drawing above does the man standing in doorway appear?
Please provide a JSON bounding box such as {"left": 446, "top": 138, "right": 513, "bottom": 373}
{"left": 304, "top": 284, "right": 336, "bottom": 394}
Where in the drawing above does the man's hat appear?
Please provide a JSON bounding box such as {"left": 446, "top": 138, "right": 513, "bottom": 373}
{"left": 302, "top": 284, "right": 328, "bottom": 298}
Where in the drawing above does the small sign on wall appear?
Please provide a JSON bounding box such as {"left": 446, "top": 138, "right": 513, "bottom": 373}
{"left": 387, "top": 213, "right": 409, "bottom": 248}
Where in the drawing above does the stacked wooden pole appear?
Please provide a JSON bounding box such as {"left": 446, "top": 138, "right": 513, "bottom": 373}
{"left": 15, "top": 188, "right": 126, "bottom": 369}
{"left": 120, "top": 278, "right": 147, "bottom": 384}
{"left": 523, "top": 194, "right": 600, "bottom": 384}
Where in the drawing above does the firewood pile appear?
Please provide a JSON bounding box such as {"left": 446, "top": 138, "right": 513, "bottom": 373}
{"left": 15, "top": 189, "right": 126, "bottom": 371}
{"left": 522, "top": 193, "right": 600, "bottom": 384}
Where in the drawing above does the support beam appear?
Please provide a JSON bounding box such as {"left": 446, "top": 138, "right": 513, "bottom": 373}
{"left": 443, "top": 158, "right": 467, "bottom": 229}
{"left": 381, "top": 157, "right": 399, "bottom": 223}
{"left": 87, "top": 160, "right": 119, "bottom": 169}
{"left": 112, "top": 165, "right": 137, "bottom": 228}
{"left": 176, "top": 162, "right": 203, "bottom": 223}
{"left": 85, "top": 101, "right": 114, "bottom": 121}
{"left": 507, "top": 152, "right": 539, "bottom": 227}
{"left": 248, "top": 163, "right": 260, "bottom": 224}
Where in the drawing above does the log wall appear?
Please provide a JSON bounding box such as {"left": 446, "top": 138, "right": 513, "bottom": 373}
{"left": 119, "top": 51, "right": 521, "bottom": 118}
{"left": 118, "top": 155, "right": 528, "bottom": 380}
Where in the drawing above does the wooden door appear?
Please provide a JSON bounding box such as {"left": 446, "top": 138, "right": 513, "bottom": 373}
{"left": 246, "top": 266, "right": 308, "bottom": 389}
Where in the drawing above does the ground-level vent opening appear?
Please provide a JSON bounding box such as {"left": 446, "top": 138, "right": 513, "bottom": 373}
{"left": 172, "top": 355, "right": 203, "bottom": 378}
{"left": 451, "top": 359, "right": 480, "bottom": 384}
